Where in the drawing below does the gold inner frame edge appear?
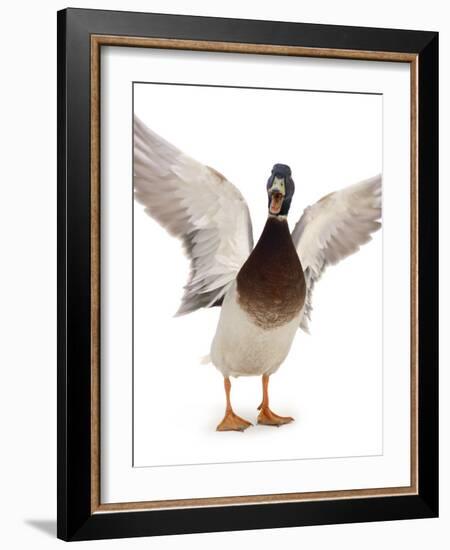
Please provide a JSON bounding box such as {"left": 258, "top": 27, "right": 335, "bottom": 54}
{"left": 90, "top": 35, "right": 419, "bottom": 514}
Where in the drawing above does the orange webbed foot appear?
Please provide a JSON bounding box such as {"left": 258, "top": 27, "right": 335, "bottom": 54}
{"left": 257, "top": 407, "right": 294, "bottom": 427}
{"left": 216, "top": 410, "right": 253, "bottom": 432}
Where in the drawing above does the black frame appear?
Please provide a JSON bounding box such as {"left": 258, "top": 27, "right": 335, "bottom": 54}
{"left": 57, "top": 8, "right": 438, "bottom": 541}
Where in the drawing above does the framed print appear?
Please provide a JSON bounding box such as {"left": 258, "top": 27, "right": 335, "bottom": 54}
{"left": 57, "top": 8, "right": 439, "bottom": 541}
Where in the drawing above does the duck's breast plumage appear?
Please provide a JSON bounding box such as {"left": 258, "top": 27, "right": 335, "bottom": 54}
{"left": 237, "top": 217, "right": 305, "bottom": 328}
{"left": 210, "top": 217, "right": 306, "bottom": 378}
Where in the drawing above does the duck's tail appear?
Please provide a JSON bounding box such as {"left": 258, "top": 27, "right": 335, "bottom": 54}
{"left": 200, "top": 353, "right": 211, "bottom": 365}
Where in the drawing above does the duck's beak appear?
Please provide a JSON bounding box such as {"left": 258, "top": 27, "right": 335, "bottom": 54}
{"left": 269, "top": 191, "right": 284, "bottom": 214}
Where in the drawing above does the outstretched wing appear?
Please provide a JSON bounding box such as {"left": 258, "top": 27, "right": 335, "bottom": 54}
{"left": 291, "top": 175, "right": 382, "bottom": 332}
{"left": 134, "top": 115, "right": 254, "bottom": 315}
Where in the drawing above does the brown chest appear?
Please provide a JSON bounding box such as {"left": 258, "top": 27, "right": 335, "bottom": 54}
{"left": 236, "top": 217, "right": 306, "bottom": 329}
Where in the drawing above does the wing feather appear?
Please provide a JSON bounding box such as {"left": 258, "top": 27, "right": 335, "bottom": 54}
{"left": 291, "top": 175, "right": 382, "bottom": 332}
{"left": 133, "top": 115, "right": 254, "bottom": 315}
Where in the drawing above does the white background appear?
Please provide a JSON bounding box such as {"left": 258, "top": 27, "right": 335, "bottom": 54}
{"left": 133, "top": 83, "right": 384, "bottom": 467}
{"left": 0, "top": 0, "right": 446, "bottom": 548}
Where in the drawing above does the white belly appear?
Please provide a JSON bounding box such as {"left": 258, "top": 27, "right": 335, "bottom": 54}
{"left": 210, "top": 282, "right": 302, "bottom": 378}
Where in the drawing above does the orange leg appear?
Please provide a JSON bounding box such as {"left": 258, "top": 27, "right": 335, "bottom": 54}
{"left": 216, "top": 377, "right": 252, "bottom": 432}
{"left": 257, "top": 374, "right": 294, "bottom": 426}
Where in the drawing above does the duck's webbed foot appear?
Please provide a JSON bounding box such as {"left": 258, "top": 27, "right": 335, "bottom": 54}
{"left": 257, "top": 407, "right": 294, "bottom": 426}
{"left": 216, "top": 410, "right": 252, "bottom": 432}
{"left": 216, "top": 376, "right": 253, "bottom": 432}
{"left": 257, "top": 374, "right": 294, "bottom": 427}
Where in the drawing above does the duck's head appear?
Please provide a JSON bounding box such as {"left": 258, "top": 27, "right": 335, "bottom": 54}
{"left": 267, "top": 163, "right": 295, "bottom": 217}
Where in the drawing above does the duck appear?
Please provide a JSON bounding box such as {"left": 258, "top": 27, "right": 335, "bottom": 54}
{"left": 134, "top": 115, "right": 381, "bottom": 432}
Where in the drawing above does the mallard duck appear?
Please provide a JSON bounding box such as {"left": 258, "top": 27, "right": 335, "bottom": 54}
{"left": 134, "top": 115, "right": 381, "bottom": 432}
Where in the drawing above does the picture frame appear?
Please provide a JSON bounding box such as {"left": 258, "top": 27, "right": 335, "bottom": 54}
{"left": 57, "top": 7, "right": 439, "bottom": 541}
